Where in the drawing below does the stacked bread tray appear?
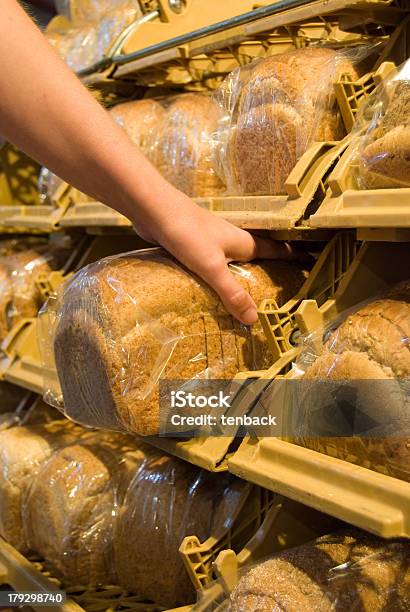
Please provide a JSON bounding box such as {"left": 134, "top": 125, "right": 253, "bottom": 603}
{"left": 2, "top": 233, "right": 357, "bottom": 473}
{"left": 0, "top": 492, "right": 340, "bottom": 612}
{"left": 227, "top": 239, "right": 410, "bottom": 538}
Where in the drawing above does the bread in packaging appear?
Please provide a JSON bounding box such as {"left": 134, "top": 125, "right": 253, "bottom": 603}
{"left": 0, "top": 245, "right": 67, "bottom": 342}
{"left": 228, "top": 529, "right": 410, "bottom": 611}
{"left": 24, "top": 433, "right": 147, "bottom": 585}
{"left": 109, "top": 98, "right": 165, "bottom": 162}
{"left": 218, "top": 47, "right": 360, "bottom": 195}
{"left": 114, "top": 450, "right": 249, "bottom": 607}
{"left": 48, "top": 249, "right": 307, "bottom": 435}
{"left": 293, "top": 281, "right": 410, "bottom": 481}
{"left": 357, "top": 70, "right": 410, "bottom": 189}
{"left": 0, "top": 421, "right": 81, "bottom": 552}
{"left": 153, "top": 93, "right": 225, "bottom": 197}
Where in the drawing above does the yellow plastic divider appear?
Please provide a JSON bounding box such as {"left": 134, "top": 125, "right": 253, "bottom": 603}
{"left": 310, "top": 140, "right": 410, "bottom": 235}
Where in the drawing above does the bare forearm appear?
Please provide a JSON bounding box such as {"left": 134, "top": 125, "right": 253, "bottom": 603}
{"left": 0, "top": 0, "right": 172, "bottom": 224}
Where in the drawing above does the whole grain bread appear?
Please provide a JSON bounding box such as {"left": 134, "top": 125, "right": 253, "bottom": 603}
{"left": 0, "top": 422, "right": 80, "bottom": 552}
{"left": 360, "top": 81, "right": 410, "bottom": 188}
{"left": 296, "top": 282, "right": 410, "bottom": 481}
{"left": 54, "top": 250, "right": 307, "bottom": 435}
{"left": 228, "top": 529, "right": 410, "bottom": 611}
{"left": 109, "top": 98, "right": 165, "bottom": 162}
{"left": 24, "top": 433, "right": 147, "bottom": 586}
{"left": 153, "top": 94, "right": 225, "bottom": 197}
{"left": 227, "top": 47, "right": 360, "bottom": 195}
{"left": 114, "top": 451, "right": 249, "bottom": 608}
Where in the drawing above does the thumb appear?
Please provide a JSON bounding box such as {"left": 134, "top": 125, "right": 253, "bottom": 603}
{"left": 200, "top": 258, "right": 258, "bottom": 325}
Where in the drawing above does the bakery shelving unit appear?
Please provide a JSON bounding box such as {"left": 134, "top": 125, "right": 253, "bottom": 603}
{"left": 38, "top": 6, "right": 407, "bottom": 234}
{"left": 0, "top": 492, "right": 342, "bottom": 612}
{"left": 228, "top": 240, "right": 410, "bottom": 538}
{"left": 0, "top": 232, "right": 357, "bottom": 473}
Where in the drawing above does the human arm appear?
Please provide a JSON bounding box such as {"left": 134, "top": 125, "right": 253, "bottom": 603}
{"left": 0, "top": 0, "right": 292, "bottom": 324}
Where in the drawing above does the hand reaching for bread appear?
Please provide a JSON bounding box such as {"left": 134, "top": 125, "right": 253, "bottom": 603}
{"left": 131, "top": 187, "right": 295, "bottom": 325}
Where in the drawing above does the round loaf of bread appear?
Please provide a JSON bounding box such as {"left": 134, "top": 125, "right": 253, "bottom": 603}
{"left": 53, "top": 250, "right": 307, "bottom": 435}
{"left": 0, "top": 423, "right": 78, "bottom": 552}
{"left": 24, "top": 434, "right": 147, "bottom": 586}
{"left": 295, "top": 282, "right": 410, "bottom": 481}
{"left": 227, "top": 47, "right": 360, "bottom": 195}
{"left": 228, "top": 529, "right": 410, "bottom": 611}
{"left": 153, "top": 93, "right": 225, "bottom": 197}
{"left": 109, "top": 99, "right": 165, "bottom": 161}
{"left": 114, "top": 451, "right": 249, "bottom": 608}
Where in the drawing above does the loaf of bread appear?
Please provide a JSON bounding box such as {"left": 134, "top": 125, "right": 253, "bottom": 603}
{"left": 46, "top": 1, "right": 141, "bottom": 72}
{"left": 222, "top": 47, "right": 360, "bottom": 195}
{"left": 52, "top": 249, "right": 307, "bottom": 435}
{"left": 358, "top": 80, "right": 410, "bottom": 188}
{"left": 153, "top": 93, "right": 225, "bottom": 197}
{"left": 0, "top": 421, "right": 80, "bottom": 552}
{"left": 0, "top": 245, "right": 66, "bottom": 342}
{"left": 24, "top": 433, "right": 147, "bottom": 586}
{"left": 109, "top": 99, "right": 165, "bottom": 162}
{"left": 294, "top": 281, "right": 410, "bottom": 481}
{"left": 228, "top": 529, "right": 410, "bottom": 611}
{"left": 114, "top": 450, "right": 249, "bottom": 608}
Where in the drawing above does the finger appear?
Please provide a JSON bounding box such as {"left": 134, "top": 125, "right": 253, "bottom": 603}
{"left": 224, "top": 228, "right": 294, "bottom": 262}
{"left": 201, "top": 258, "right": 258, "bottom": 325}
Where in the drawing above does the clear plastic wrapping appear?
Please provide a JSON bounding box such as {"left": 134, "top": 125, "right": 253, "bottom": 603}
{"left": 40, "top": 248, "right": 307, "bottom": 436}
{"left": 38, "top": 167, "right": 65, "bottom": 203}
{"left": 151, "top": 93, "right": 226, "bottom": 197}
{"left": 214, "top": 46, "right": 367, "bottom": 195}
{"left": 0, "top": 241, "right": 68, "bottom": 343}
{"left": 217, "top": 529, "right": 410, "bottom": 611}
{"left": 287, "top": 280, "right": 410, "bottom": 481}
{"left": 46, "top": 1, "right": 142, "bottom": 72}
{"left": 354, "top": 59, "right": 410, "bottom": 189}
{"left": 24, "top": 432, "right": 147, "bottom": 586}
{"left": 0, "top": 420, "right": 84, "bottom": 552}
{"left": 109, "top": 98, "right": 166, "bottom": 163}
{"left": 113, "top": 449, "right": 249, "bottom": 608}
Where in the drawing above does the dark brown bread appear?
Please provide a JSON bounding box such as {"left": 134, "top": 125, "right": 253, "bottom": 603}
{"left": 54, "top": 251, "right": 307, "bottom": 435}
{"left": 228, "top": 529, "right": 410, "bottom": 611}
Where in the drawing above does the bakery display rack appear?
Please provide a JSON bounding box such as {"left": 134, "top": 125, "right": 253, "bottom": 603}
{"left": 0, "top": 233, "right": 356, "bottom": 474}
{"left": 227, "top": 239, "right": 410, "bottom": 539}
{"left": 0, "top": 492, "right": 341, "bottom": 612}
{"left": 14, "top": 5, "right": 409, "bottom": 235}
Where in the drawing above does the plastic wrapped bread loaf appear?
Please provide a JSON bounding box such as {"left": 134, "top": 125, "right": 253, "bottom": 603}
{"left": 356, "top": 60, "right": 410, "bottom": 189}
{"left": 216, "top": 47, "right": 361, "bottom": 195}
{"left": 0, "top": 421, "right": 82, "bottom": 552}
{"left": 46, "top": 1, "right": 141, "bottom": 72}
{"left": 24, "top": 433, "right": 147, "bottom": 586}
{"left": 228, "top": 529, "right": 410, "bottom": 611}
{"left": 44, "top": 248, "right": 307, "bottom": 435}
{"left": 153, "top": 93, "right": 226, "bottom": 197}
{"left": 109, "top": 98, "right": 165, "bottom": 162}
{"left": 114, "top": 450, "right": 249, "bottom": 608}
{"left": 0, "top": 244, "right": 67, "bottom": 343}
{"left": 290, "top": 280, "right": 410, "bottom": 481}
